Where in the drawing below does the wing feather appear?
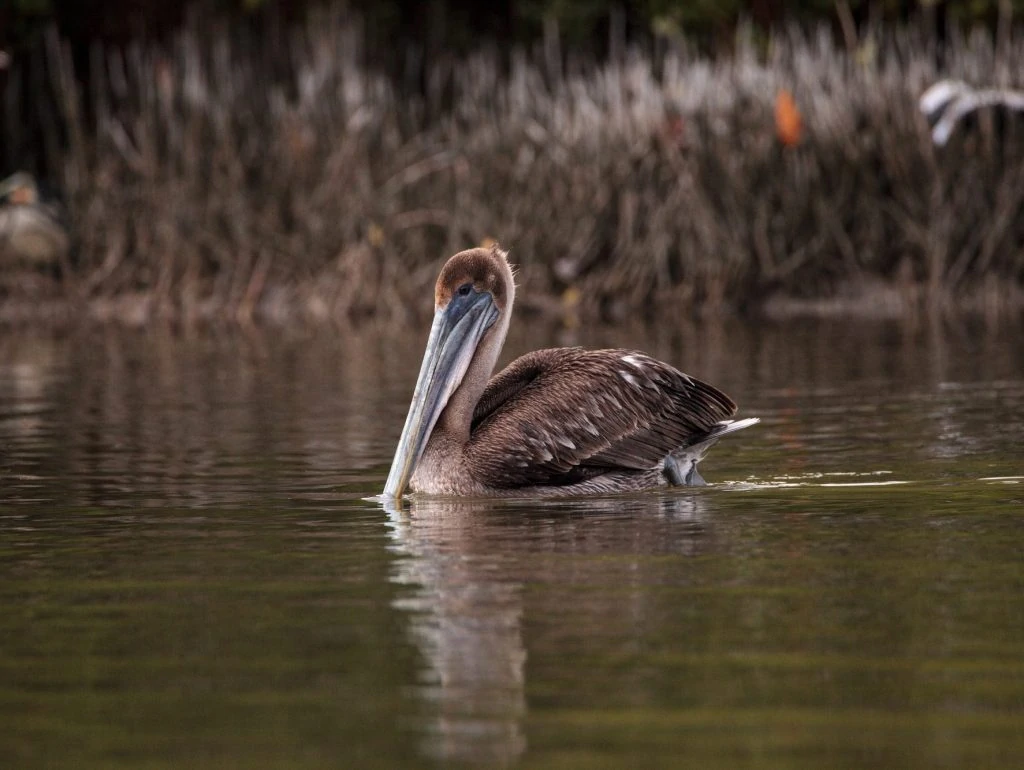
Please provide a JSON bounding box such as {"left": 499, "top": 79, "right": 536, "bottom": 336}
{"left": 467, "top": 348, "right": 737, "bottom": 489}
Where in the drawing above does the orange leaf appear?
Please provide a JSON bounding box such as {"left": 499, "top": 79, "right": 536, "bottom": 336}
{"left": 775, "top": 89, "right": 802, "bottom": 147}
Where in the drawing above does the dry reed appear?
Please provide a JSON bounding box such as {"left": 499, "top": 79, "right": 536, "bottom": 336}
{"left": 3, "top": 10, "right": 1024, "bottom": 325}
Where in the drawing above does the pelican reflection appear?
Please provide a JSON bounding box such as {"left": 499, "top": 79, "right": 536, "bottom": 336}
{"left": 382, "top": 492, "right": 711, "bottom": 764}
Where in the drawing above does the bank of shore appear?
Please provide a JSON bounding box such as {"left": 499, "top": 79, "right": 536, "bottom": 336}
{"left": 3, "top": 15, "right": 1024, "bottom": 325}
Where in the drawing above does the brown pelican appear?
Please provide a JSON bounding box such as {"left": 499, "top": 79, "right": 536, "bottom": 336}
{"left": 0, "top": 172, "right": 70, "bottom": 267}
{"left": 384, "top": 246, "right": 758, "bottom": 499}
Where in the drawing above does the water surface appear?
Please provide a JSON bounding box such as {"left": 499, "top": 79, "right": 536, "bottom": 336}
{"left": 1, "top": 318, "right": 1022, "bottom": 768}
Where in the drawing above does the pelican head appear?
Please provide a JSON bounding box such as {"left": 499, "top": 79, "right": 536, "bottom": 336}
{"left": 384, "top": 246, "right": 515, "bottom": 499}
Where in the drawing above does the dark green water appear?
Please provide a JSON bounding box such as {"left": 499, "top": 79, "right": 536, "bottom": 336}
{"left": 1, "top": 318, "right": 1022, "bottom": 768}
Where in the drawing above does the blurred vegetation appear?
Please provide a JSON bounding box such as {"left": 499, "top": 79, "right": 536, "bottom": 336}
{"left": 2, "top": 3, "right": 1024, "bottom": 323}
{"left": 3, "top": 1, "right": 1024, "bottom": 55}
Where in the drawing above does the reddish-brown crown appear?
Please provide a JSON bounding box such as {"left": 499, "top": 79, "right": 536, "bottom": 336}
{"left": 434, "top": 245, "right": 514, "bottom": 310}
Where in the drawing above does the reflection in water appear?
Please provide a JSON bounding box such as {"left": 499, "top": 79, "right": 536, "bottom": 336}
{"left": 2, "top": 317, "right": 1022, "bottom": 507}
{"left": 383, "top": 493, "right": 709, "bottom": 764}
{"left": 385, "top": 497, "right": 529, "bottom": 765}
{"left": 0, "top": 334, "right": 57, "bottom": 444}
{"left": 1, "top": 318, "right": 1023, "bottom": 768}
{"left": 0, "top": 329, "right": 407, "bottom": 506}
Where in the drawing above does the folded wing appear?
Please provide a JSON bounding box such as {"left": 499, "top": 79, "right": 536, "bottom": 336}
{"left": 468, "top": 348, "right": 737, "bottom": 488}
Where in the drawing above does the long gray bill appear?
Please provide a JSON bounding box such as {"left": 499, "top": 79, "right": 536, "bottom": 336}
{"left": 383, "top": 291, "right": 497, "bottom": 499}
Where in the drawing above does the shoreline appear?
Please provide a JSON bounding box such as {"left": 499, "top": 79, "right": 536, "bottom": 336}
{"left": 1, "top": 278, "right": 1021, "bottom": 328}
{"left": 4, "top": 21, "right": 1024, "bottom": 325}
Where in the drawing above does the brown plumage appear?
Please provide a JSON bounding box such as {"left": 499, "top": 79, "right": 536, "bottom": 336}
{"left": 384, "top": 246, "right": 757, "bottom": 499}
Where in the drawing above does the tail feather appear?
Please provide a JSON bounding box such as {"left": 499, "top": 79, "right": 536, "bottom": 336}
{"left": 663, "top": 417, "right": 760, "bottom": 487}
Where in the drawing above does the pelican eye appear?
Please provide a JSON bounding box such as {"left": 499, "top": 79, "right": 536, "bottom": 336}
{"left": 457, "top": 283, "right": 473, "bottom": 297}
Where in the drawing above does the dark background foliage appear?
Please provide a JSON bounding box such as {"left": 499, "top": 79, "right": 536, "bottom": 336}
{"left": 4, "top": 1, "right": 1022, "bottom": 57}
{"left": 2, "top": 2, "right": 1023, "bottom": 323}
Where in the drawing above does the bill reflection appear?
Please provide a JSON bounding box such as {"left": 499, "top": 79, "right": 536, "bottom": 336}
{"left": 382, "top": 493, "right": 710, "bottom": 765}
{"left": 385, "top": 497, "right": 527, "bottom": 764}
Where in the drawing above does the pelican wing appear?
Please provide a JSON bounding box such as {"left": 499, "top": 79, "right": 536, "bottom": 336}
{"left": 468, "top": 348, "right": 737, "bottom": 488}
